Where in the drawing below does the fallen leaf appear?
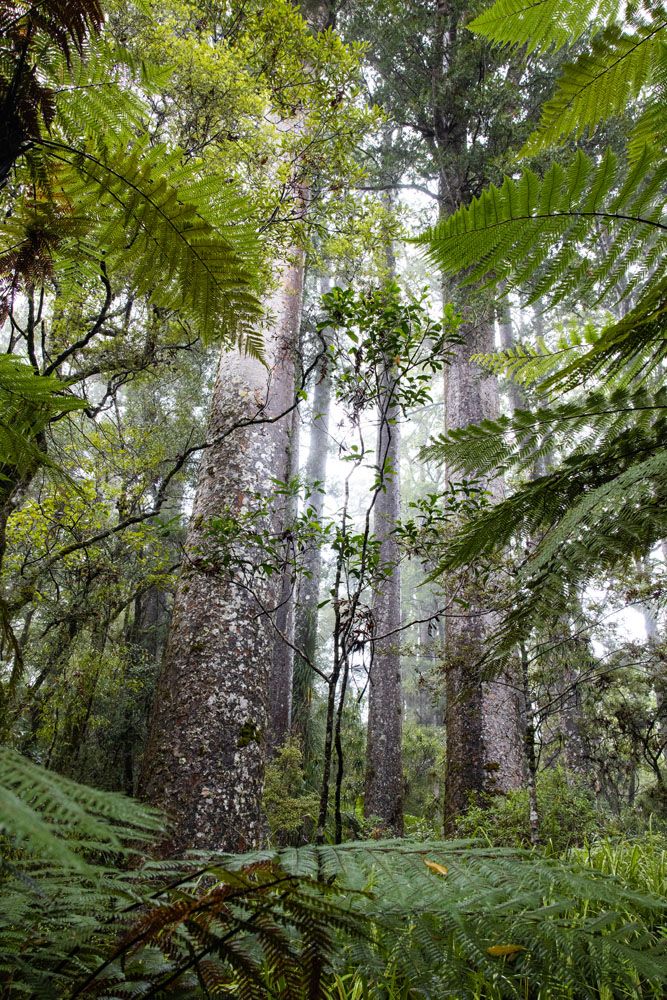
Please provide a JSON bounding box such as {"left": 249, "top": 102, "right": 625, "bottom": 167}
{"left": 487, "top": 944, "right": 527, "bottom": 957}
{"left": 424, "top": 860, "right": 448, "bottom": 875}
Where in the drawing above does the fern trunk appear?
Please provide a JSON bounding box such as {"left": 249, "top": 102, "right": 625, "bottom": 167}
{"left": 139, "top": 252, "right": 304, "bottom": 854}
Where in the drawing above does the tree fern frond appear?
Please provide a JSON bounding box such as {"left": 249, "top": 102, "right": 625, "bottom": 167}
{"left": 467, "top": 0, "right": 620, "bottom": 54}
{"left": 416, "top": 148, "right": 667, "bottom": 309}
{"left": 423, "top": 386, "right": 667, "bottom": 479}
{"left": 0, "top": 1, "right": 105, "bottom": 64}
{"left": 0, "top": 355, "right": 85, "bottom": 477}
{"left": 469, "top": 322, "right": 602, "bottom": 387}
{"left": 540, "top": 274, "right": 667, "bottom": 392}
{"left": 521, "top": 20, "right": 666, "bottom": 156}
{"left": 6, "top": 137, "right": 261, "bottom": 344}
{"left": 0, "top": 747, "right": 161, "bottom": 870}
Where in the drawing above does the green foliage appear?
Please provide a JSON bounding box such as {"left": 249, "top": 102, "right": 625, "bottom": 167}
{"left": 572, "top": 832, "right": 667, "bottom": 896}
{"left": 263, "top": 738, "right": 320, "bottom": 845}
{"left": 323, "top": 281, "right": 461, "bottom": 419}
{"left": 0, "top": 355, "right": 85, "bottom": 481}
{"left": 417, "top": 147, "right": 666, "bottom": 319}
{"left": 229, "top": 838, "right": 667, "bottom": 999}
{"left": 455, "top": 768, "right": 600, "bottom": 853}
{"left": 470, "top": 0, "right": 667, "bottom": 158}
{"left": 419, "top": 1, "right": 667, "bottom": 394}
{"left": 467, "top": 0, "right": 620, "bottom": 55}
{"left": 0, "top": 746, "right": 161, "bottom": 870}
{"left": 1, "top": 0, "right": 261, "bottom": 348}
{"left": 417, "top": 0, "right": 667, "bottom": 663}
{"left": 2, "top": 753, "right": 666, "bottom": 998}
{"left": 401, "top": 723, "right": 444, "bottom": 832}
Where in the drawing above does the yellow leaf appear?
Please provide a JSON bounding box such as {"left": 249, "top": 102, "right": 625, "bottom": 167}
{"left": 424, "top": 860, "right": 448, "bottom": 875}
{"left": 487, "top": 944, "right": 527, "bottom": 957}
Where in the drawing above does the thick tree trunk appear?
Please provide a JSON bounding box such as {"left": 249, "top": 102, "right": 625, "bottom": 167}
{"left": 559, "top": 664, "right": 589, "bottom": 776}
{"left": 268, "top": 377, "right": 302, "bottom": 752}
{"left": 292, "top": 277, "right": 333, "bottom": 756}
{"left": 364, "top": 359, "right": 404, "bottom": 834}
{"left": 443, "top": 312, "right": 524, "bottom": 827}
{"left": 637, "top": 555, "right": 666, "bottom": 756}
{"left": 138, "top": 252, "right": 304, "bottom": 854}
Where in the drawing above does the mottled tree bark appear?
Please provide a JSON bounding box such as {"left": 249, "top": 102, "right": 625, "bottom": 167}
{"left": 138, "top": 252, "right": 304, "bottom": 854}
{"left": 292, "top": 277, "right": 332, "bottom": 756}
{"left": 364, "top": 359, "right": 404, "bottom": 834}
{"left": 428, "top": 0, "right": 526, "bottom": 827}
{"left": 443, "top": 310, "right": 525, "bottom": 828}
{"left": 268, "top": 374, "right": 302, "bottom": 753}
{"left": 637, "top": 554, "right": 666, "bottom": 757}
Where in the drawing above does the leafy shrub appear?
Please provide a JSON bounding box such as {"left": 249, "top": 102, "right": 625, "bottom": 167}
{"left": 263, "top": 737, "right": 320, "bottom": 844}
{"left": 402, "top": 722, "right": 445, "bottom": 831}
{"left": 456, "top": 767, "right": 600, "bottom": 852}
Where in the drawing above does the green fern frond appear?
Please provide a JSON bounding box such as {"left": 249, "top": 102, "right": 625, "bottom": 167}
{"left": 0, "top": 747, "right": 161, "bottom": 870}
{"left": 3, "top": 819, "right": 666, "bottom": 997}
{"left": 5, "top": 137, "right": 261, "bottom": 345}
{"left": 1, "top": 7, "right": 263, "bottom": 349}
{"left": 469, "top": 322, "right": 603, "bottom": 387}
{"left": 433, "top": 417, "right": 667, "bottom": 661}
{"left": 416, "top": 148, "right": 667, "bottom": 309}
{"left": 467, "top": 0, "right": 620, "bottom": 54}
{"left": 521, "top": 21, "right": 666, "bottom": 156}
{"left": 0, "top": 355, "right": 85, "bottom": 478}
{"left": 423, "top": 385, "right": 667, "bottom": 479}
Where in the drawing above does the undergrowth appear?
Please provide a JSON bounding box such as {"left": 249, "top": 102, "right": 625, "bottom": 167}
{"left": 1, "top": 750, "right": 666, "bottom": 998}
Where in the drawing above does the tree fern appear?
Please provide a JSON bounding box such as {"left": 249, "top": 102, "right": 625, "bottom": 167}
{"left": 469, "top": 0, "right": 667, "bottom": 158}
{"left": 520, "top": 20, "right": 667, "bottom": 156}
{"left": 417, "top": 0, "right": 667, "bottom": 670}
{"left": 2, "top": 758, "right": 665, "bottom": 1000}
{"left": 0, "top": 355, "right": 85, "bottom": 480}
{"left": 424, "top": 385, "right": 667, "bottom": 479}
{"left": 425, "top": 413, "right": 667, "bottom": 663}
{"left": 416, "top": 147, "right": 666, "bottom": 312}
{"left": 0, "top": 746, "right": 162, "bottom": 869}
{"left": 1, "top": 1, "right": 262, "bottom": 348}
{"left": 467, "top": 0, "right": 621, "bottom": 55}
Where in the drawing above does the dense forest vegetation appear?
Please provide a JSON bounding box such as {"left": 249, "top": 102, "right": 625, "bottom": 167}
{"left": 1, "top": 0, "right": 666, "bottom": 995}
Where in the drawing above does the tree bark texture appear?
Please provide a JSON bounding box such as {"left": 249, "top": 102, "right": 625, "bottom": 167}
{"left": 292, "top": 278, "right": 332, "bottom": 756}
{"left": 268, "top": 385, "right": 301, "bottom": 753}
{"left": 139, "top": 252, "right": 304, "bottom": 854}
{"left": 443, "top": 314, "right": 524, "bottom": 827}
{"left": 364, "top": 361, "right": 404, "bottom": 834}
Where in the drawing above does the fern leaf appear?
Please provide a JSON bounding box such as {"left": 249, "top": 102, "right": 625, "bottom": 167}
{"left": 467, "top": 0, "right": 619, "bottom": 54}
{"left": 417, "top": 148, "right": 666, "bottom": 305}
{"left": 0, "top": 747, "right": 161, "bottom": 870}
{"left": 522, "top": 21, "right": 666, "bottom": 155}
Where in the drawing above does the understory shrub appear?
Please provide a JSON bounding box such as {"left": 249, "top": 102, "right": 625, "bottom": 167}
{"left": 455, "top": 767, "right": 600, "bottom": 852}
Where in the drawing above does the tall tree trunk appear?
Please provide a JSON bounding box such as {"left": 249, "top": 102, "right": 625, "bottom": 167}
{"left": 292, "top": 275, "right": 333, "bottom": 757}
{"left": 443, "top": 307, "right": 525, "bottom": 827}
{"left": 521, "top": 643, "right": 540, "bottom": 846}
{"left": 364, "top": 351, "right": 404, "bottom": 834}
{"left": 637, "top": 555, "right": 666, "bottom": 755}
{"left": 268, "top": 363, "right": 302, "bottom": 753}
{"left": 138, "top": 252, "right": 304, "bottom": 854}
{"left": 429, "top": 0, "right": 525, "bottom": 828}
